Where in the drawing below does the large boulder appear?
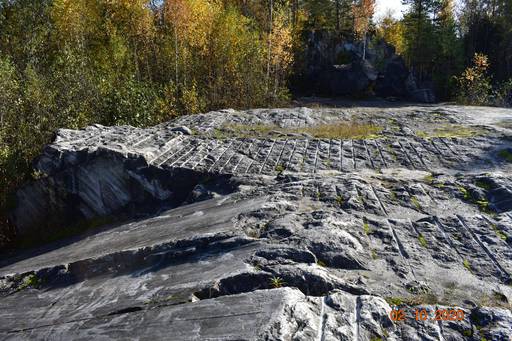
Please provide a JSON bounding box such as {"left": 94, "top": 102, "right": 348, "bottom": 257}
{"left": 317, "top": 60, "right": 377, "bottom": 97}
{"left": 374, "top": 55, "right": 409, "bottom": 98}
{"left": 1, "top": 106, "right": 512, "bottom": 340}
{"left": 300, "top": 30, "right": 436, "bottom": 102}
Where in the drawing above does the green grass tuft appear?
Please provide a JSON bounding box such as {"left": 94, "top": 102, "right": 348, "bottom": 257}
{"left": 418, "top": 234, "right": 428, "bottom": 248}
{"left": 385, "top": 297, "right": 403, "bottom": 306}
{"left": 363, "top": 219, "right": 371, "bottom": 235}
{"left": 463, "top": 259, "right": 472, "bottom": 272}
{"left": 498, "top": 149, "right": 512, "bottom": 162}
{"left": 270, "top": 276, "right": 285, "bottom": 288}
{"left": 410, "top": 196, "right": 422, "bottom": 210}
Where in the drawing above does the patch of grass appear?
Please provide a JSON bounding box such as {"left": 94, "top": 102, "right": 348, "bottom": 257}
{"left": 475, "top": 199, "right": 490, "bottom": 213}
{"left": 410, "top": 196, "right": 422, "bottom": 210}
{"left": 389, "top": 191, "right": 398, "bottom": 202}
{"left": 335, "top": 196, "right": 344, "bottom": 207}
{"left": 216, "top": 122, "right": 383, "bottom": 140}
{"left": 415, "top": 125, "right": 481, "bottom": 139}
{"left": 457, "top": 186, "right": 471, "bottom": 200}
{"left": 296, "top": 122, "right": 383, "bottom": 139}
{"left": 270, "top": 276, "right": 285, "bottom": 288}
{"left": 385, "top": 297, "right": 403, "bottom": 306}
{"left": 317, "top": 260, "right": 327, "bottom": 267}
{"left": 371, "top": 249, "right": 378, "bottom": 260}
{"left": 275, "top": 164, "right": 285, "bottom": 174}
{"left": 418, "top": 234, "right": 428, "bottom": 248}
{"left": 463, "top": 259, "right": 472, "bottom": 272}
{"left": 18, "top": 274, "right": 41, "bottom": 290}
{"left": 363, "top": 219, "right": 371, "bottom": 235}
{"left": 457, "top": 185, "right": 493, "bottom": 213}
{"left": 462, "top": 329, "right": 473, "bottom": 337}
{"left": 387, "top": 292, "right": 438, "bottom": 307}
{"left": 497, "top": 149, "right": 512, "bottom": 162}
{"left": 423, "top": 173, "right": 434, "bottom": 184}
{"left": 491, "top": 225, "right": 508, "bottom": 241}
{"left": 434, "top": 181, "right": 445, "bottom": 189}
{"left": 213, "top": 128, "right": 228, "bottom": 139}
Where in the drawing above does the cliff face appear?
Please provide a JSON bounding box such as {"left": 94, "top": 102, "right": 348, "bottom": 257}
{"left": 1, "top": 104, "right": 512, "bottom": 339}
{"left": 298, "top": 31, "right": 436, "bottom": 103}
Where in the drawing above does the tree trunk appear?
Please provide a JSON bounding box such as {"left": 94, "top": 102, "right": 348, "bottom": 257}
{"left": 363, "top": 33, "right": 366, "bottom": 60}
{"left": 336, "top": 0, "right": 340, "bottom": 31}
{"left": 266, "top": 0, "right": 273, "bottom": 96}
{"left": 174, "top": 26, "right": 179, "bottom": 86}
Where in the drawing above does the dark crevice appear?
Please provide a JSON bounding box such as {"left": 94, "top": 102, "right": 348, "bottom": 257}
{"left": 107, "top": 306, "right": 144, "bottom": 316}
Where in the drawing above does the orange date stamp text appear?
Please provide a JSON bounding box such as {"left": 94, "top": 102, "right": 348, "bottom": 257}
{"left": 390, "top": 308, "right": 465, "bottom": 322}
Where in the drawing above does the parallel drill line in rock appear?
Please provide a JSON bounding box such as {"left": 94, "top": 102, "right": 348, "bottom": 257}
{"left": 374, "top": 140, "right": 388, "bottom": 168}
{"left": 3, "top": 106, "right": 512, "bottom": 340}
{"left": 397, "top": 140, "right": 417, "bottom": 170}
{"left": 301, "top": 139, "right": 310, "bottom": 172}
{"left": 363, "top": 141, "right": 376, "bottom": 170}
{"left": 456, "top": 215, "right": 511, "bottom": 282}
{"left": 316, "top": 296, "right": 327, "bottom": 341}
{"left": 182, "top": 140, "right": 212, "bottom": 169}
{"left": 169, "top": 141, "right": 205, "bottom": 168}
{"left": 193, "top": 140, "right": 221, "bottom": 170}
{"left": 160, "top": 139, "right": 196, "bottom": 167}
{"left": 408, "top": 141, "right": 429, "bottom": 168}
{"left": 231, "top": 141, "right": 254, "bottom": 173}
{"left": 259, "top": 140, "right": 276, "bottom": 174}
{"left": 327, "top": 139, "right": 332, "bottom": 167}
{"left": 338, "top": 140, "right": 344, "bottom": 172}
{"left": 418, "top": 183, "right": 436, "bottom": 203}
{"left": 353, "top": 296, "right": 362, "bottom": 341}
{"left": 427, "top": 138, "right": 449, "bottom": 166}
{"left": 131, "top": 131, "right": 153, "bottom": 148}
{"left": 150, "top": 135, "right": 185, "bottom": 166}
{"left": 433, "top": 217, "right": 465, "bottom": 262}
{"left": 208, "top": 140, "right": 235, "bottom": 173}
{"left": 284, "top": 139, "right": 298, "bottom": 170}
{"left": 219, "top": 141, "right": 245, "bottom": 174}
{"left": 351, "top": 140, "right": 357, "bottom": 170}
{"left": 274, "top": 140, "right": 288, "bottom": 170}
{"left": 244, "top": 140, "right": 262, "bottom": 173}
{"left": 313, "top": 140, "right": 320, "bottom": 173}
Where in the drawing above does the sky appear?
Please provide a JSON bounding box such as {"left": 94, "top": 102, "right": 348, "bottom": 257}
{"left": 375, "top": 0, "right": 408, "bottom": 20}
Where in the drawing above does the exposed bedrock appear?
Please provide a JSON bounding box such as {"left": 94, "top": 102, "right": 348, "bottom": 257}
{"left": 2, "top": 104, "right": 512, "bottom": 340}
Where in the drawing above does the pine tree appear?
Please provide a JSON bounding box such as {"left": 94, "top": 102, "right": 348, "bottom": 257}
{"left": 432, "top": 0, "right": 463, "bottom": 99}
{"left": 401, "top": 0, "right": 438, "bottom": 79}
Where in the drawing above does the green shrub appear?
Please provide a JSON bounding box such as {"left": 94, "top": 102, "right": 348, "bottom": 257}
{"left": 456, "top": 53, "right": 492, "bottom": 106}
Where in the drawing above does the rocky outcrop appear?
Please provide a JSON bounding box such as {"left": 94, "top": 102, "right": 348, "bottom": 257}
{"left": 1, "top": 104, "right": 512, "bottom": 339}
{"left": 300, "top": 31, "right": 436, "bottom": 102}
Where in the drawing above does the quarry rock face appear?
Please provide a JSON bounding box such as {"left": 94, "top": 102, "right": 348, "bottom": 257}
{"left": 301, "top": 31, "right": 435, "bottom": 102}
{"left": 1, "top": 104, "right": 512, "bottom": 340}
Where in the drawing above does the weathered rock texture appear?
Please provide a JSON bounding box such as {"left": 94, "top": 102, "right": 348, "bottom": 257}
{"left": 1, "top": 104, "right": 512, "bottom": 340}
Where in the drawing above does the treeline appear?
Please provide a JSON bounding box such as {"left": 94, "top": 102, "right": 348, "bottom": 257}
{"left": 0, "top": 0, "right": 370, "bottom": 235}
{"left": 0, "top": 0, "right": 298, "bottom": 242}
{"left": 1, "top": 0, "right": 511, "bottom": 246}
{"left": 376, "top": 0, "right": 512, "bottom": 103}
